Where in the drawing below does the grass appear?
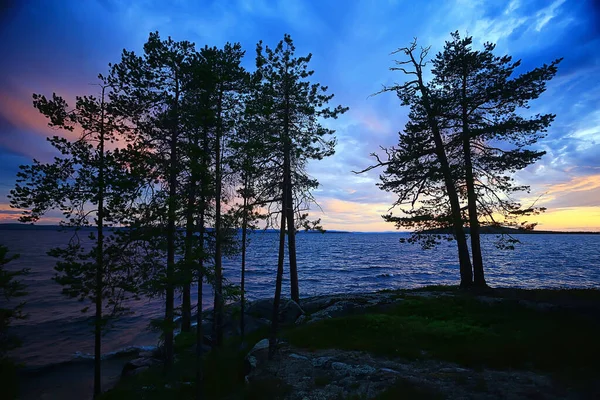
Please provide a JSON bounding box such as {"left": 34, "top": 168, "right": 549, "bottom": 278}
{"left": 284, "top": 294, "right": 600, "bottom": 378}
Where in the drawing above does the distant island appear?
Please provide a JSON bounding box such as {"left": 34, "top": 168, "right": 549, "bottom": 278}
{"left": 1, "top": 223, "right": 597, "bottom": 234}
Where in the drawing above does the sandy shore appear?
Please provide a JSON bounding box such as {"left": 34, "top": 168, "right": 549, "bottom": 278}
{"left": 18, "top": 355, "right": 136, "bottom": 400}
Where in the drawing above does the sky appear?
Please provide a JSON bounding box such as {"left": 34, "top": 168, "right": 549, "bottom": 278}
{"left": 0, "top": 0, "right": 599, "bottom": 231}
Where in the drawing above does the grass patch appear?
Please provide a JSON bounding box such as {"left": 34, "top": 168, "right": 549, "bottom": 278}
{"left": 284, "top": 295, "right": 600, "bottom": 378}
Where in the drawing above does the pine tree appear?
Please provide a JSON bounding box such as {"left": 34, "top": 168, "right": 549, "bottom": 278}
{"left": 10, "top": 82, "right": 141, "bottom": 398}
{"left": 431, "top": 32, "right": 561, "bottom": 287}
{"left": 254, "top": 34, "right": 347, "bottom": 358}
{"left": 359, "top": 40, "right": 474, "bottom": 287}
{"left": 108, "top": 32, "right": 196, "bottom": 368}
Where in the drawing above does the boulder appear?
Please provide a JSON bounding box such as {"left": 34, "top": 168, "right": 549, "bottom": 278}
{"left": 245, "top": 298, "right": 304, "bottom": 324}
{"left": 307, "top": 300, "right": 365, "bottom": 324}
{"left": 243, "top": 315, "right": 270, "bottom": 335}
{"left": 246, "top": 299, "right": 274, "bottom": 319}
{"left": 121, "top": 357, "right": 162, "bottom": 378}
{"left": 280, "top": 300, "right": 304, "bottom": 324}
{"left": 244, "top": 338, "right": 271, "bottom": 381}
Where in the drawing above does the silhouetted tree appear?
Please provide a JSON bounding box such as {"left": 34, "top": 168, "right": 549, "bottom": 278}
{"left": 254, "top": 34, "right": 347, "bottom": 358}
{"left": 109, "top": 32, "right": 196, "bottom": 368}
{"left": 431, "top": 32, "right": 561, "bottom": 287}
{"left": 10, "top": 83, "right": 141, "bottom": 398}
{"left": 359, "top": 39, "right": 474, "bottom": 287}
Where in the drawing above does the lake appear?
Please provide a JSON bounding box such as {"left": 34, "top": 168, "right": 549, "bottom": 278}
{"left": 1, "top": 228, "right": 599, "bottom": 368}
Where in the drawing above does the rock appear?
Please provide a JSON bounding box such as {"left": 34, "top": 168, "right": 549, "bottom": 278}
{"left": 312, "top": 356, "right": 334, "bottom": 368}
{"left": 280, "top": 300, "right": 304, "bottom": 324}
{"left": 249, "top": 338, "right": 270, "bottom": 354}
{"left": 331, "top": 362, "right": 377, "bottom": 376}
{"left": 295, "top": 314, "right": 307, "bottom": 325}
{"left": 245, "top": 298, "right": 304, "bottom": 324}
{"left": 244, "top": 339, "right": 273, "bottom": 383}
{"left": 121, "top": 357, "right": 162, "bottom": 378}
{"left": 246, "top": 299, "right": 274, "bottom": 319}
{"left": 243, "top": 315, "right": 270, "bottom": 335}
{"left": 307, "top": 300, "right": 365, "bottom": 324}
{"left": 289, "top": 353, "right": 309, "bottom": 360}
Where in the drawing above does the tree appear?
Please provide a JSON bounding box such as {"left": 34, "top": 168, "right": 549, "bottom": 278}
{"left": 202, "top": 43, "right": 247, "bottom": 348}
{"left": 254, "top": 34, "right": 347, "bottom": 358}
{"left": 360, "top": 33, "right": 560, "bottom": 288}
{"left": 431, "top": 32, "right": 561, "bottom": 287}
{"left": 227, "top": 85, "right": 267, "bottom": 341}
{"left": 108, "top": 32, "right": 196, "bottom": 368}
{"left": 10, "top": 82, "right": 141, "bottom": 398}
{"left": 359, "top": 40, "right": 474, "bottom": 287}
{"left": 0, "top": 245, "right": 27, "bottom": 400}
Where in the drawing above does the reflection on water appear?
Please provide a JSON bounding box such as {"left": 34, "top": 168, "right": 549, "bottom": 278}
{"left": 2, "top": 229, "right": 599, "bottom": 367}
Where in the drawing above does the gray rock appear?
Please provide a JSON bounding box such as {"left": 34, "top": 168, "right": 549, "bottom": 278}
{"left": 121, "top": 357, "right": 162, "bottom": 378}
{"left": 249, "top": 338, "right": 270, "bottom": 354}
{"left": 280, "top": 299, "right": 304, "bottom": 324}
{"left": 245, "top": 298, "right": 304, "bottom": 324}
{"left": 331, "top": 362, "right": 377, "bottom": 376}
{"left": 242, "top": 315, "right": 270, "bottom": 335}
{"left": 312, "top": 356, "right": 334, "bottom": 368}
{"left": 246, "top": 299, "right": 274, "bottom": 319}
{"left": 307, "top": 300, "right": 365, "bottom": 323}
{"left": 247, "top": 355, "right": 258, "bottom": 369}
{"left": 289, "top": 353, "right": 309, "bottom": 360}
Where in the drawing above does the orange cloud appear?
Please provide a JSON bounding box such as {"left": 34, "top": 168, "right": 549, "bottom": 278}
{"left": 546, "top": 174, "right": 600, "bottom": 195}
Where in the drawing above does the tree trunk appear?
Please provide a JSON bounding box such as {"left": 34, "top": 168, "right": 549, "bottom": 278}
{"left": 461, "top": 76, "right": 486, "bottom": 288}
{"left": 282, "top": 76, "right": 300, "bottom": 302}
{"left": 93, "top": 87, "right": 106, "bottom": 399}
{"left": 269, "top": 197, "right": 287, "bottom": 360}
{"left": 195, "top": 198, "right": 205, "bottom": 400}
{"left": 286, "top": 179, "right": 299, "bottom": 303}
{"left": 165, "top": 76, "right": 180, "bottom": 368}
{"left": 213, "top": 91, "right": 224, "bottom": 347}
{"left": 195, "top": 125, "right": 210, "bottom": 400}
{"left": 410, "top": 51, "right": 473, "bottom": 287}
{"left": 182, "top": 179, "right": 195, "bottom": 332}
{"left": 240, "top": 180, "right": 248, "bottom": 341}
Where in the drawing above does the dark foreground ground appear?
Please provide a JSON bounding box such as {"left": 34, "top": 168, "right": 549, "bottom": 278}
{"left": 16, "top": 286, "right": 600, "bottom": 399}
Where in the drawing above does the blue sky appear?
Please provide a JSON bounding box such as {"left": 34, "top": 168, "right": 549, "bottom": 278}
{"left": 0, "top": 0, "right": 599, "bottom": 231}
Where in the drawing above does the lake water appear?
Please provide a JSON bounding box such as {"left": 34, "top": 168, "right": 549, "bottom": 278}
{"left": 1, "top": 228, "right": 599, "bottom": 369}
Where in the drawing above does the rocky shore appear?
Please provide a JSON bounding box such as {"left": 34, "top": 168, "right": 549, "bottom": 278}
{"left": 114, "top": 287, "right": 600, "bottom": 399}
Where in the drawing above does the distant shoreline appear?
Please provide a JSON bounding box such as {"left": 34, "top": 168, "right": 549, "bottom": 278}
{"left": 0, "top": 223, "right": 598, "bottom": 234}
